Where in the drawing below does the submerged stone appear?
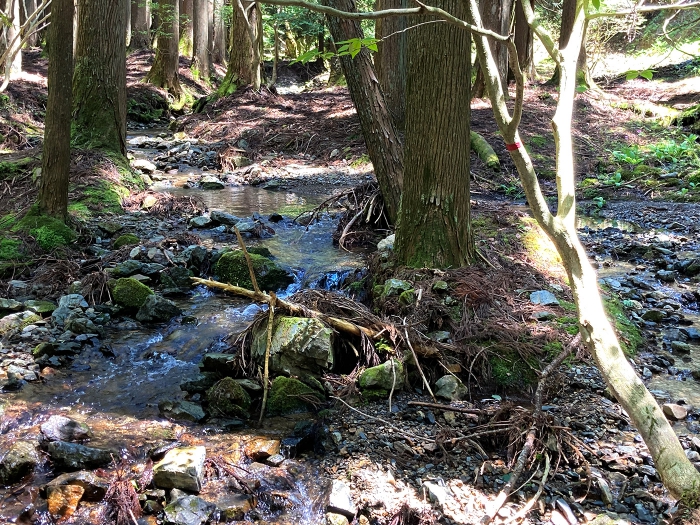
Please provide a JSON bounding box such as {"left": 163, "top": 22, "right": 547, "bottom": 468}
{"left": 158, "top": 400, "right": 206, "bottom": 422}
{"left": 47, "top": 441, "right": 113, "bottom": 470}
{"left": 136, "top": 295, "right": 182, "bottom": 323}
{"left": 0, "top": 440, "right": 40, "bottom": 485}
{"left": 40, "top": 415, "right": 92, "bottom": 442}
{"left": 164, "top": 495, "right": 215, "bottom": 525}
{"left": 44, "top": 470, "right": 109, "bottom": 501}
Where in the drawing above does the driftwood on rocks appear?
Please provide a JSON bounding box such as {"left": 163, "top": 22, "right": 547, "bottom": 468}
{"left": 190, "top": 277, "right": 383, "bottom": 340}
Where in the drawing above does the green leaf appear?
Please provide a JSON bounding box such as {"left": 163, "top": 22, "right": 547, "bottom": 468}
{"left": 576, "top": 84, "right": 588, "bottom": 93}
{"left": 336, "top": 44, "right": 350, "bottom": 53}
{"left": 639, "top": 69, "right": 654, "bottom": 80}
{"left": 348, "top": 39, "right": 362, "bottom": 58}
{"left": 625, "top": 70, "right": 639, "bottom": 81}
{"left": 591, "top": 0, "right": 600, "bottom": 10}
{"left": 290, "top": 48, "right": 320, "bottom": 65}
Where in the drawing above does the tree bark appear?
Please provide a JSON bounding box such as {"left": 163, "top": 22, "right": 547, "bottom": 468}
{"left": 322, "top": 0, "right": 403, "bottom": 225}
{"left": 472, "top": 0, "right": 512, "bottom": 97}
{"left": 211, "top": 0, "right": 226, "bottom": 63}
{"left": 146, "top": 0, "right": 182, "bottom": 97}
{"left": 130, "top": 0, "right": 151, "bottom": 50}
{"left": 224, "top": 0, "right": 261, "bottom": 89}
{"left": 394, "top": 0, "right": 473, "bottom": 268}
{"left": 512, "top": 0, "right": 533, "bottom": 80}
{"left": 374, "top": 0, "right": 406, "bottom": 131}
{"left": 179, "top": 0, "right": 193, "bottom": 56}
{"left": 468, "top": 0, "right": 700, "bottom": 504}
{"left": 192, "top": 0, "right": 211, "bottom": 79}
{"left": 39, "top": 0, "right": 73, "bottom": 220}
{"left": 72, "top": 0, "right": 127, "bottom": 155}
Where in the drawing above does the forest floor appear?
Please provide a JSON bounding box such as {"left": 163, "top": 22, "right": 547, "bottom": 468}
{"left": 1, "top": 50, "right": 700, "bottom": 525}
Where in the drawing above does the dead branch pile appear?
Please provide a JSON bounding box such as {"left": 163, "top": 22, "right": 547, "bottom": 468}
{"left": 122, "top": 191, "right": 206, "bottom": 217}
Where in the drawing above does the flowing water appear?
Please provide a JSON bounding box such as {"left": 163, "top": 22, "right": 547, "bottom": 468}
{"left": 0, "top": 150, "right": 365, "bottom": 522}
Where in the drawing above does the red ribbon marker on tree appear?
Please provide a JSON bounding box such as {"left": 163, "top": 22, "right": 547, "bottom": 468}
{"left": 505, "top": 142, "right": 523, "bottom": 151}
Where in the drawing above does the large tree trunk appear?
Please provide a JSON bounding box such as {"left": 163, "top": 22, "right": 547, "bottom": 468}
{"left": 72, "top": 0, "right": 127, "bottom": 155}
{"left": 322, "top": 0, "right": 403, "bottom": 224}
{"left": 468, "top": 0, "right": 700, "bottom": 504}
{"left": 130, "top": 0, "right": 151, "bottom": 50}
{"left": 472, "top": 0, "right": 512, "bottom": 97}
{"left": 394, "top": 0, "right": 472, "bottom": 267}
{"left": 211, "top": 0, "right": 226, "bottom": 63}
{"left": 179, "top": 0, "right": 193, "bottom": 56}
{"left": 39, "top": 0, "right": 73, "bottom": 220}
{"left": 192, "top": 0, "right": 211, "bottom": 79}
{"left": 223, "top": 0, "right": 261, "bottom": 89}
{"left": 512, "top": 0, "right": 534, "bottom": 81}
{"left": 374, "top": 0, "right": 406, "bottom": 131}
{"left": 146, "top": 0, "right": 181, "bottom": 97}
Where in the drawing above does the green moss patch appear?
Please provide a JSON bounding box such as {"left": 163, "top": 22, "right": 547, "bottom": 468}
{"left": 214, "top": 250, "right": 294, "bottom": 291}
{"left": 267, "top": 376, "right": 323, "bottom": 415}
{"left": 14, "top": 210, "right": 76, "bottom": 251}
{"left": 0, "top": 238, "right": 21, "bottom": 260}
{"left": 109, "top": 278, "right": 154, "bottom": 308}
{"left": 488, "top": 350, "right": 538, "bottom": 389}
{"left": 605, "top": 295, "right": 642, "bottom": 355}
{"left": 113, "top": 233, "right": 139, "bottom": 249}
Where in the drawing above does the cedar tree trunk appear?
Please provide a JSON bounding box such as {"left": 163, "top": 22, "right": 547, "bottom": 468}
{"left": 39, "top": 0, "right": 73, "bottom": 220}
{"left": 179, "top": 0, "right": 193, "bottom": 56}
{"left": 72, "top": 0, "right": 127, "bottom": 155}
{"left": 192, "top": 0, "right": 211, "bottom": 79}
{"left": 146, "top": 0, "right": 182, "bottom": 97}
{"left": 322, "top": 0, "right": 403, "bottom": 224}
{"left": 130, "top": 0, "right": 151, "bottom": 50}
{"left": 394, "top": 0, "right": 473, "bottom": 267}
{"left": 374, "top": 0, "right": 407, "bottom": 131}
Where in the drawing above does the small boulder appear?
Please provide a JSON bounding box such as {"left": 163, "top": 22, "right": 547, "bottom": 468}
{"left": 47, "top": 441, "right": 113, "bottom": 470}
{"left": 44, "top": 470, "right": 110, "bottom": 501}
{"left": 530, "top": 290, "right": 559, "bottom": 306}
{"left": 210, "top": 210, "right": 241, "bottom": 226}
{"left": 210, "top": 493, "right": 255, "bottom": 521}
{"left": 381, "top": 279, "right": 412, "bottom": 298}
{"left": 136, "top": 295, "right": 182, "bottom": 323}
{"left": 0, "top": 312, "right": 41, "bottom": 337}
{"left": 0, "top": 440, "right": 40, "bottom": 485}
{"left": 109, "top": 277, "right": 154, "bottom": 309}
{"left": 662, "top": 403, "right": 688, "bottom": 421}
{"left": 23, "top": 300, "right": 57, "bottom": 315}
{"left": 377, "top": 234, "right": 395, "bottom": 254}
{"left": 40, "top": 415, "right": 92, "bottom": 442}
{"left": 214, "top": 250, "right": 293, "bottom": 291}
{"left": 642, "top": 309, "right": 665, "bottom": 322}
{"left": 108, "top": 260, "right": 145, "bottom": 278}
{"left": 200, "top": 176, "right": 225, "bottom": 190}
{"left": 189, "top": 216, "right": 214, "bottom": 229}
{"left": 0, "top": 298, "right": 23, "bottom": 311}
{"left": 158, "top": 400, "right": 205, "bottom": 422}
{"left": 153, "top": 446, "right": 206, "bottom": 493}
{"left": 206, "top": 377, "right": 251, "bottom": 418}
{"left": 46, "top": 484, "right": 84, "bottom": 519}
{"left": 434, "top": 375, "right": 467, "bottom": 401}
{"left": 244, "top": 438, "right": 281, "bottom": 461}
{"left": 132, "top": 158, "right": 157, "bottom": 173}
{"left": 164, "top": 495, "right": 215, "bottom": 525}
{"left": 161, "top": 267, "right": 193, "bottom": 292}
{"left": 358, "top": 359, "right": 405, "bottom": 392}
{"left": 113, "top": 233, "right": 140, "bottom": 249}
{"left": 327, "top": 480, "right": 356, "bottom": 519}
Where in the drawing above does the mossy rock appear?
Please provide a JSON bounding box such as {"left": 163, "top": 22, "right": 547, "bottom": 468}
{"left": 206, "top": 377, "right": 251, "bottom": 418}
{"left": 358, "top": 359, "right": 405, "bottom": 392}
{"left": 214, "top": 250, "right": 293, "bottom": 291}
{"left": 267, "top": 376, "right": 323, "bottom": 415}
{"left": 488, "top": 350, "right": 537, "bottom": 389}
{"left": 113, "top": 233, "right": 139, "bottom": 249}
{"left": 108, "top": 278, "right": 154, "bottom": 308}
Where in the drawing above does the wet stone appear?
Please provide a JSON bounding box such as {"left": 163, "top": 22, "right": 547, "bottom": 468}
{"left": 209, "top": 210, "right": 241, "bottom": 226}
{"left": 682, "top": 327, "right": 700, "bottom": 340}
{"left": 245, "top": 438, "right": 281, "bottom": 461}
{"left": 641, "top": 310, "right": 665, "bottom": 322}
{"left": 153, "top": 446, "right": 206, "bottom": 493}
{"left": 164, "top": 495, "right": 215, "bottom": 525}
{"left": 158, "top": 400, "right": 205, "bottom": 422}
{"left": 136, "top": 295, "right": 182, "bottom": 323}
{"left": 0, "top": 298, "right": 23, "bottom": 311}
{"left": 46, "top": 484, "right": 84, "bottom": 519}
{"left": 40, "top": 415, "right": 92, "bottom": 442}
{"left": 209, "top": 493, "right": 255, "bottom": 520}
{"left": 671, "top": 341, "right": 692, "bottom": 354}
{"left": 662, "top": 403, "right": 688, "bottom": 420}
{"left": 44, "top": 470, "right": 110, "bottom": 501}
{"left": 655, "top": 270, "right": 677, "bottom": 282}
{"left": 23, "top": 300, "right": 57, "bottom": 314}
{"left": 327, "top": 479, "right": 356, "bottom": 519}
{"left": 47, "top": 441, "right": 113, "bottom": 470}
{"left": 189, "top": 216, "right": 214, "bottom": 229}
{"left": 0, "top": 440, "right": 40, "bottom": 484}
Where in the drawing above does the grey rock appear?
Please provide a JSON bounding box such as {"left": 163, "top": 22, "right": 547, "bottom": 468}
{"left": 153, "top": 446, "right": 206, "bottom": 493}
{"left": 251, "top": 317, "right": 334, "bottom": 378}
{"left": 65, "top": 316, "right": 99, "bottom": 335}
{"left": 47, "top": 441, "right": 113, "bottom": 470}
{"left": 671, "top": 341, "right": 693, "bottom": 354}
{"left": 641, "top": 309, "right": 665, "bottom": 322}
{"left": 161, "top": 267, "right": 193, "bottom": 291}
{"left": 40, "top": 415, "right": 92, "bottom": 442}
{"left": 200, "top": 176, "right": 225, "bottom": 190}
{"left": 132, "top": 158, "right": 157, "bottom": 173}
{"left": 58, "top": 295, "right": 89, "bottom": 309}
{"left": 532, "top": 310, "right": 556, "bottom": 321}
{"left": 180, "top": 373, "right": 219, "bottom": 395}
{"left": 189, "top": 216, "right": 214, "bottom": 229}
{"left": 44, "top": 470, "right": 110, "bottom": 501}
{"left": 209, "top": 493, "right": 255, "bottom": 520}
{"left": 422, "top": 481, "right": 449, "bottom": 506}
{"left": 107, "top": 260, "right": 145, "bottom": 277}
{"left": 136, "top": 295, "right": 182, "bottom": 323}
{"left": 635, "top": 503, "right": 655, "bottom": 523}
{"left": 596, "top": 477, "right": 614, "bottom": 505}
{"left": 530, "top": 290, "right": 559, "bottom": 306}
{"left": 0, "top": 298, "right": 23, "bottom": 311}
{"left": 0, "top": 440, "right": 40, "bottom": 484}
{"left": 210, "top": 210, "right": 241, "bottom": 226}
{"left": 234, "top": 220, "right": 257, "bottom": 233}
{"left": 327, "top": 479, "right": 356, "bottom": 519}
{"left": 656, "top": 270, "right": 677, "bottom": 282}
{"left": 164, "top": 495, "right": 215, "bottom": 525}
{"left": 159, "top": 400, "right": 205, "bottom": 422}
{"left": 377, "top": 234, "right": 395, "bottom": 253}
{"left": 681, "top": 327, "right": 700, "bottom": 340}
{"left": 382, "top": 279, "right": 412, "bottom": 298}
{"left": 200, "top": 353, "right": 237, "bottom": 373}
{"left": 687, "top": 450, "right": 700, "bottom": 461}
{"left": 23, "top": 300, "right": 57, "bottom": 314}
{"left": 358, "top": 359, "right": 404, "bottom": 392}
{"left": 435, "top": 375, "right": 467, "bottom": 401}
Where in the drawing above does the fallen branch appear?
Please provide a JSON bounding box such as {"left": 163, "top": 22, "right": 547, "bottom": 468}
{"left": 191, "top": 277, "right": 382, "bottom": 340}
{"left": 482, "top": 334, "right": 580, "bottom": 523}
{"left": 233, "top": 225, "right": 260, "bottom": 293}
{"left": 258, "top": 291, "right": 276, "bottom": 425}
